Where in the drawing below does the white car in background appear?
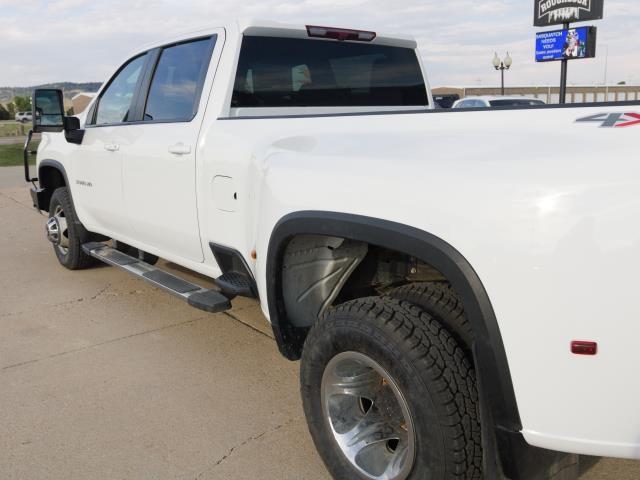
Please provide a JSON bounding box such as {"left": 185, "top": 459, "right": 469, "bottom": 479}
{"left": 453, "top": 96, "right": 546, "bottom": 108}
{"left": 15, "top": 111, "right": 33, "bottom": 123}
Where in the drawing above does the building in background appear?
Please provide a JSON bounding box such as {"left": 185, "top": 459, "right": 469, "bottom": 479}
{"left": 71, "top": 92, "right": 95, "bottom": 114}
{"left": 432, "top": 85, "right": 640, "bottom": 104}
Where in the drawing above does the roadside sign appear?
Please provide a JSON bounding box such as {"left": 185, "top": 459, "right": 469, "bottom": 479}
{"left": 533, "top": 0, "right": 604, "bottom": 104}
{"left": 535, "top": 26, "right": 597, "bottom": 62}
{"left": 534, "top": 0, "right": 604, "bottom": 27}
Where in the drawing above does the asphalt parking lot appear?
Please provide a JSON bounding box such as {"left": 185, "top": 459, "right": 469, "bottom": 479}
{"left": 1, "top": 165, "right": 638, "bottom": 479}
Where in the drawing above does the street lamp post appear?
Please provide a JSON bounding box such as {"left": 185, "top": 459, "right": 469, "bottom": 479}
{"left": 602, "top": 44, "right": 609, "bottom": 85}
{"left": 493, "top": 52, "right": 513, "bottom": 96}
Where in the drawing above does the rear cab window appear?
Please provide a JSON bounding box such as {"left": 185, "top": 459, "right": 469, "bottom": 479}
{"left": 232, "top": 36, "right": 428, "bottom": 112}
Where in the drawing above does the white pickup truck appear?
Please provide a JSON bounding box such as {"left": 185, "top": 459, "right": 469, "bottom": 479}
{"left": 25, "top": 19, "right": 640, "bottom": 480}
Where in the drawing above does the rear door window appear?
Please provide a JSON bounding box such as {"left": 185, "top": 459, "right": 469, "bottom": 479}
{"left": 233, "top": 36, "right": 428, "bottom": 108}
{"left": 143, "top": 36, "right": 216, "bottom": 122}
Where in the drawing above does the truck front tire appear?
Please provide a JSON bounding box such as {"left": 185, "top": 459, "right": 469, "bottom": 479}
{"left": 47, "top": 187, "right": 95, "bottom": 270}
{"left": 300, "top": 297, "right": 482, "bottom": 480}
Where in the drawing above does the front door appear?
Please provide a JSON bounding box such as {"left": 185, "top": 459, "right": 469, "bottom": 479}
{"left": 121, "top": 35, "right": 220, "bottom": 263}
{"left": 72, "top": 53, "right": 149, "bottom": 236}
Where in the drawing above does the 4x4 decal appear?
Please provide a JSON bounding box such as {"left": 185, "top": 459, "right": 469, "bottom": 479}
{"left": 576, "top": 112, "right": 640, "bottom": 128}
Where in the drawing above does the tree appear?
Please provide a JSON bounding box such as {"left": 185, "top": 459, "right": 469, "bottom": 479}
{"left": 0, "top": 103, "right": 10, "bottom": 120}
{"left": 6, "top": 102, "right": 16, "bottom": 118}
{"left": 13, "top": 95, "right": 31, "bottom": 112}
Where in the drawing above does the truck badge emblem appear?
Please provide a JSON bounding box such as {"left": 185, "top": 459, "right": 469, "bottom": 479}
{"left": 576, "top": 113, "right": 640, "bottom": 128}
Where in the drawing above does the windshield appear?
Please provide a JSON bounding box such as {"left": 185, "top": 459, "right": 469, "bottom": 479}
{"left": 489, "top": 99, "right": 545, "bottom": 107}
{"left": 232, "top": 36, "right": 428, "bottom": 108}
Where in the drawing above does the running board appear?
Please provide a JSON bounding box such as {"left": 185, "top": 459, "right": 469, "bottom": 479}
{"left": 82, "top": 242, "right": 232, "bottom": 314}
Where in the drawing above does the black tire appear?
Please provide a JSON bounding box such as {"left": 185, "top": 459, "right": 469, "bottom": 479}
{"left": 301, "top": 297, "right": 482, "bottom": 480}
{"left": 387, "top": 283, "right": 473, "bottom": 353}
{"left": 113, "top": 240, "right": 159, "bottom": 265}
{"left": 48, "top": 187, "right": 95, "bottom": 270}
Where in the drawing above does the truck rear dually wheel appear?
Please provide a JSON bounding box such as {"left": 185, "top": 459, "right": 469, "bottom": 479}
{"left": 47, "top": 187, "right": 95, "bottom": 270}
{"left": 300, "top": 297, "right": 482, "bottom": 480}
{"left": 387, "top": 282, "right": 473, "bottom": 353}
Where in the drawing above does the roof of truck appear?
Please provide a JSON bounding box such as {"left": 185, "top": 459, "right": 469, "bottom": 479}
{"left": 135, "top": 19, "right": 418, "bottom": 53}
{"left": 238, "top": 19, "right": 417, "bottom": 48}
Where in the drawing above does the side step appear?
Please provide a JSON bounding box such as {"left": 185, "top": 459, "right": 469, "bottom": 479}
{"left": 82, "top": 242, "right": 232, "bottom": 314}
{"left": 215, "top": 272, "right": 255, "bottom": 298}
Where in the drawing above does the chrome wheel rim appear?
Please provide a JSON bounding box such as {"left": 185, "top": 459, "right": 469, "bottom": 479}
{"left": 46, "top": 204, "right": 69, "bottom": 255}
{"left": 321, "top": 351, "right": 416, "bottom": 480}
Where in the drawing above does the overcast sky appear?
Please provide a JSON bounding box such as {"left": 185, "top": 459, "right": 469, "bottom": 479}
{"left": 1, "top": 0, "right": 638, "bottom": 88}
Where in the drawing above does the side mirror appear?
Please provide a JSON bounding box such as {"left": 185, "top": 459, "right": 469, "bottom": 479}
{"left": 63, "top": 116, "right": 84, "bottom": 145}
{"left": 32, "top": 89, "right": 65, "bottom": 133}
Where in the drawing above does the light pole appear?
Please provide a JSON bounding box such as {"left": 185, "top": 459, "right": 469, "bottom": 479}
{"left": 493, "top": 52, "right": 512, "bottom": 96}
{"left": 602, "top": 44, "right": 609, "bottom": 85}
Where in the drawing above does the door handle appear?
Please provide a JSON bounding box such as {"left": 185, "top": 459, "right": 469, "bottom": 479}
{"left": 104, "top": 143, "right": 119, "bottom": 152}
{"left": 168, "top": 143, "right": 191, "bottom": 155}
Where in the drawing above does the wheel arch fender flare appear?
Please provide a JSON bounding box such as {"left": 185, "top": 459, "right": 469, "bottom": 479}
{"left": 37, "top": 159, "right": 69, "bottom": 212}
{"left": 265, "top": 210, "right": 522, "bottom": 434}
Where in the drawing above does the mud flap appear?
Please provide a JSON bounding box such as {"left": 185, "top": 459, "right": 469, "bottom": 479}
{"left": 282, "top": 235, "right": 368, "bottom": 328}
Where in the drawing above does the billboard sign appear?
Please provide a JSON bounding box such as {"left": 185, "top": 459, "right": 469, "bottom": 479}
{"left": 534, "top": 0, "right": 604, "bottom": 27}
{"left": 535, "top": 26, "right": 597, "bottom": 62}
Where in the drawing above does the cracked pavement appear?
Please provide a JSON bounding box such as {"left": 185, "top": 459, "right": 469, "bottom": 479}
{"left": 0, "top": 166, "right": 638, "bottom": 479}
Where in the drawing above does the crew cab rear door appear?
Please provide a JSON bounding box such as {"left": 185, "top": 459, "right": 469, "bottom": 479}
{"left": 120, "top": 32, "right": 222, "bottom": 263}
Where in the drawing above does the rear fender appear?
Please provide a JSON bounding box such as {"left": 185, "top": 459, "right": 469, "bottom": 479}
{"left": 266, "top": 211, "right": 572, "bottom": 479}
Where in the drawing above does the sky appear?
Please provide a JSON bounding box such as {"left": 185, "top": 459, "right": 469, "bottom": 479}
{"left": 1, "top": 0, "right": 638, "bottom": 88}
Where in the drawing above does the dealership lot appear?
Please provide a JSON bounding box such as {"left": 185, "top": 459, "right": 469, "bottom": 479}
{"left": 0, "top": 165, "right": 638, "bottom": 479}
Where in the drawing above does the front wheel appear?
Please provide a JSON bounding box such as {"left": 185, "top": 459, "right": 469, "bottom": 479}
{"left": 300, "top": 297, "right": 482, "bottom": 480}
{"left": 46, "top": 187, "right": 95, "bottom": 270}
